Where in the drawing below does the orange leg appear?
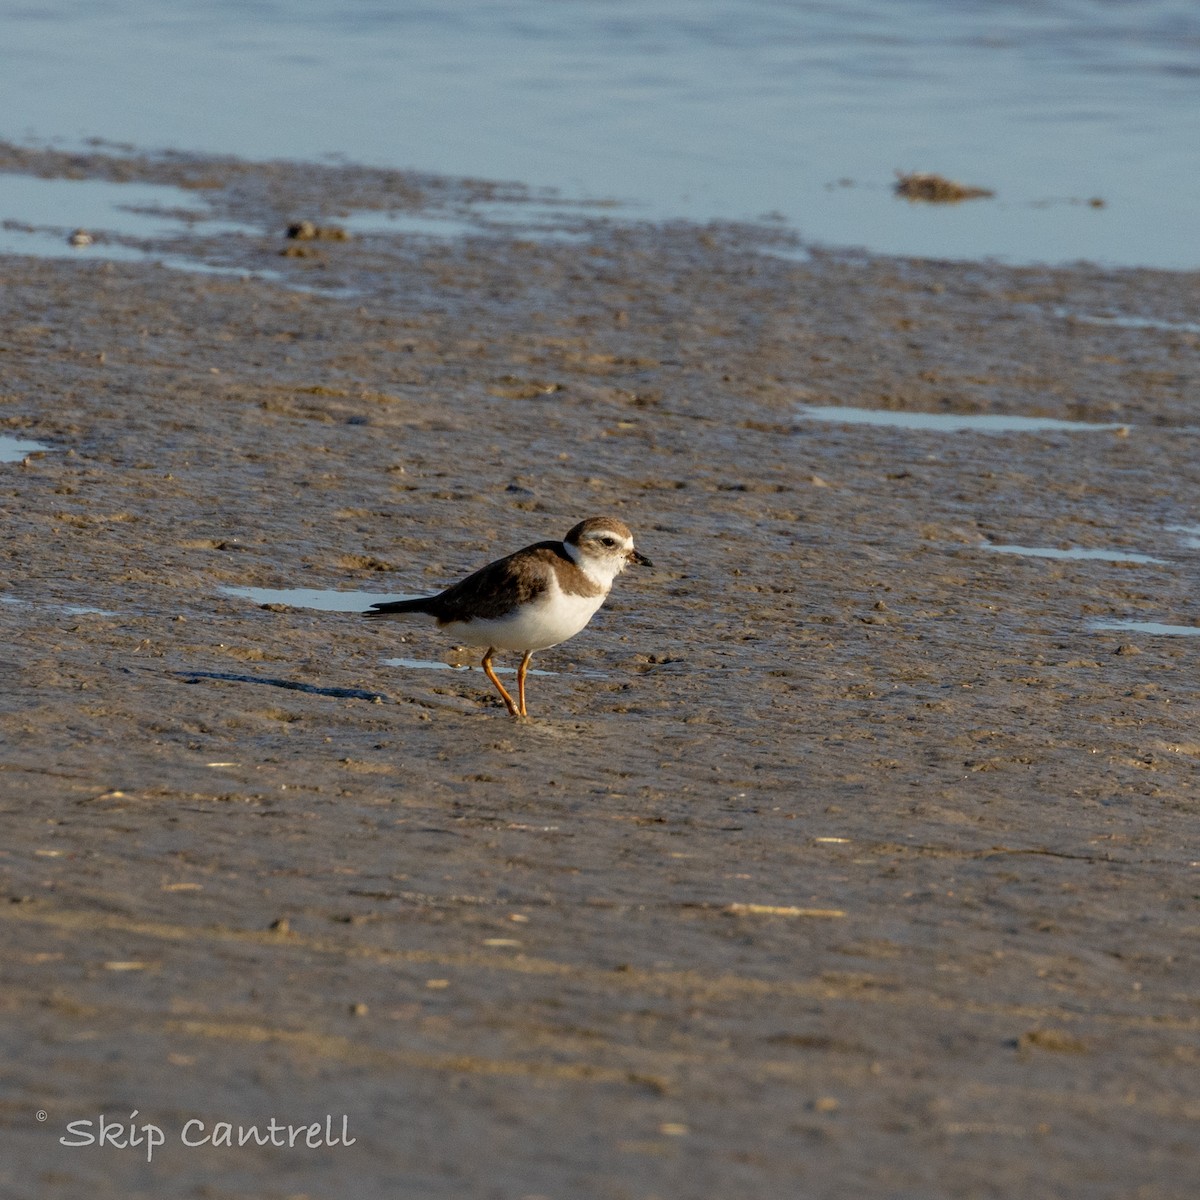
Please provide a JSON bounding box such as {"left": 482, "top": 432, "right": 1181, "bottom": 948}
{"left": 516, "top": 650, "right": 534, "bottom": 717}
{"left": 481, "top": 647, "right": 520, "bottom": 717}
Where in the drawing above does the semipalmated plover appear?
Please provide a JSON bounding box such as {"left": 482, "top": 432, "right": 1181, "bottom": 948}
{"left": 364, "top": 517, "right": 652, "bottom": 717}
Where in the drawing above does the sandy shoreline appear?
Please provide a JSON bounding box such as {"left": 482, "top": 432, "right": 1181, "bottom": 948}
{"left": 2, "top": 146, "right": 1198, "bottom": 1199}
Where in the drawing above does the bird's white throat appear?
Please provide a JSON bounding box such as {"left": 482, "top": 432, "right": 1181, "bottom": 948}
{"left": 562, "top": 540, "right": 625, "bottom": 589}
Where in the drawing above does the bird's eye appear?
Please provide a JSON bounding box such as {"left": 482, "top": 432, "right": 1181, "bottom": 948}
{"left": 601, "top": 536, "right": 616, "bottom": 547}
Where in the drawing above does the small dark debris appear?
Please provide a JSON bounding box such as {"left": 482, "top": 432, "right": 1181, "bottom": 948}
{"left": 487, "top": 377, "right": 564, "bottom": 400}
{"left": 1018, "top": 1028, "right": 1089, "bottom": 1055}
{"left": 286, "top": 220, "right": 351, "bottom": 241}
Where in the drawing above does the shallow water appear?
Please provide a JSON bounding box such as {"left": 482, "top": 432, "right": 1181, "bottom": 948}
{"left": 0, "top": 434, "right": 50, "bottom": 463}
{"left": 983, "top": 543, "right": 1165, "bottom": 565}
{"left": 0, "top": 171, "right": 620, "bottom": 274}
{"left": 795, "top": 406, "right": 1127, "bottom": 435}
{"left": 3, "top": 1, "right": 1199, "bottom": 268}
{"left": 220, "top": 585, "right": 418, "bottom": 612}
{"left": 1, "top": 595, "right": 116, "bottom": 616}
{"left": 1057, "top": 310, "right": 1200, "bottom": 337}
{"left": 1167, "top": 525, "right": 1200, "bottom": 549}
{"left": 0, "top": 173, "right": 255, "bottom": 261}
{"left": 1090, "top": 619, "right": 1200, "bottom": 637}
{"left": 342, "top": 199, "right": 608, "bottom": 242}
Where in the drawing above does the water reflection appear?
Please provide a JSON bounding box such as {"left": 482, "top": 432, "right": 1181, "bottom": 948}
{"left": 796, "top": 405, "right": 1127, "bottom": 434}
{"left": 0, "top": 434, "right": 50, "bottom": 462}
{"left": 1090, "top": 619, "right": 1200, "bottom": 637}
{"left": 220, "top": 585, "right": 417, "bottom": 612}
{"left": 983, "top": 543, "right": 1164, "bottom": 564}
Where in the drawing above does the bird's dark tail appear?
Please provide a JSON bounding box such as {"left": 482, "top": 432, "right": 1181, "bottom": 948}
{"left": 363, "top": 596, "right": 436, "bottom": 620}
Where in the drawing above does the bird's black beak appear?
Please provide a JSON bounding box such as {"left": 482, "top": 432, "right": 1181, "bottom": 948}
{"left": 629, "top": 549, "right": 653, "bottom": 568}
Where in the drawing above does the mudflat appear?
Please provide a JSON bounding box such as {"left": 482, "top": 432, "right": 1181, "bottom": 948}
{"left": 2, "top": 146, "right": 1198, "bottom": 1199}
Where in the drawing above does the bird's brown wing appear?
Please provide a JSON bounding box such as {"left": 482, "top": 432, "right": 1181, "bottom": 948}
{"left": 421, "top": 543, "right": 568, "bottom": 623}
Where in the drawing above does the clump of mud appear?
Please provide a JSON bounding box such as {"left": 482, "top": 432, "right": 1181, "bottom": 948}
{"left": 286, "top": 220, "right": 351, "bottom": 241}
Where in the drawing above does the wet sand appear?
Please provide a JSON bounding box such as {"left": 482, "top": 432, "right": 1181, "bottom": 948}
{"left": 2, "top": 146, "right": 1198, "bottom": 1199}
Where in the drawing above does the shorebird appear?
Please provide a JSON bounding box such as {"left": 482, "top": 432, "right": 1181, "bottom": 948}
{"left": 364, "top": 516, "right": 652, "bottom": 717}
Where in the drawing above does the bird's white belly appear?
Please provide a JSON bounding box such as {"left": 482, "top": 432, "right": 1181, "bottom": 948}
{"left": 443, "top": 585, "right": 606, "bottom": 652}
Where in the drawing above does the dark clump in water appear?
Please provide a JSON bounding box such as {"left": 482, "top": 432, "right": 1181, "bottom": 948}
{"left": 286, "top": 220, "right": 351, "bottom": 241}
{"left": 894, "top": 172, "right": 994, "bottom": 203}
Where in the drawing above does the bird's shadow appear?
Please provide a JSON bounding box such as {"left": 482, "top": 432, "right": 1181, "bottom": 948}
{"left": 172, "top": 670, "right": 388, "bottom": 703}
